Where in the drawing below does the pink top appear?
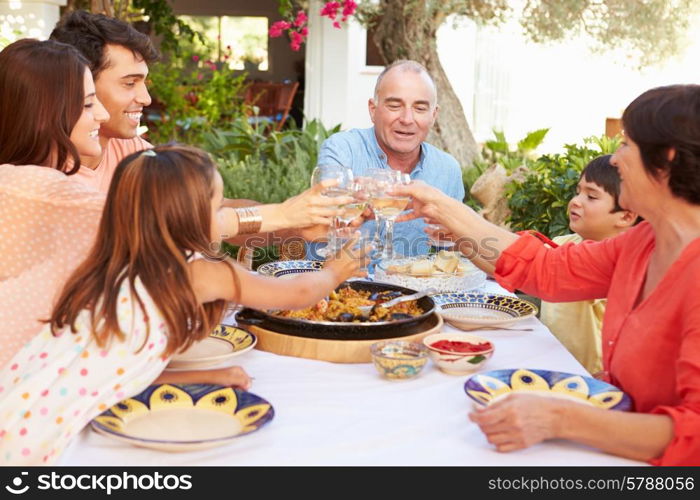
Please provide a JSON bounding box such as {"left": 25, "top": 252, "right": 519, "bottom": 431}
{"left": 0, "top": 165, "right": 105, "bottom": 368}
{"left": 495, "top": 222, "right": 700, "bottom": 465}
{"left": 72, "top": 137, "right": 151, "bottom": 193}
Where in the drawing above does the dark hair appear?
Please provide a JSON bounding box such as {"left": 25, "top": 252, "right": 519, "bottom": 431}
{"left": 622, "top": 84, "right": 700, "bottom": 205}
{"left": 0, "top": 39, "right": 86, "bottom": 173}
{"left": 581, "top": 155, "right": 623, "bottom": 212}
{"left": 50, "top": 10, "right": 159, "bottom": 79}
{"left": 51, "top": 144, "right": 238, "bottom": 357}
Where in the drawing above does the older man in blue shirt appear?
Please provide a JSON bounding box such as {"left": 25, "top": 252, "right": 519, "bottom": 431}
{"left": 315, "top": 60, "right": 464, "bottom": 258}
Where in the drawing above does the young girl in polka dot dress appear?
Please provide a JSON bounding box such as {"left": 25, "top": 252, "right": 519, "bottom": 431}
{"left": 0, "top": 145, "right": 365, "bottom": 464}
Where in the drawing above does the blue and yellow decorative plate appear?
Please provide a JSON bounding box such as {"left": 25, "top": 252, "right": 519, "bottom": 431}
{"left": 464, "top": 368, "right": 632, "bottom": 411}
{"left": 256, "top": 260, "right": 323, "bottom": 278}
{"left": 167, "top": 325, "right": 256, "bottom": 370}
{"left": 432, "top": 292, "right": 537, "bottom": 330}
{"left": 91, "top": 384, "right": 274, "bottom": 451}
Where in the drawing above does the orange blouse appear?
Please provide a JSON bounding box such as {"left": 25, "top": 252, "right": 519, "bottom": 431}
{"left": 495, "top": 222, "right": 700, "bottom": 465}
{"left": 0, "top": 165, "right": 104, "bottom": 367}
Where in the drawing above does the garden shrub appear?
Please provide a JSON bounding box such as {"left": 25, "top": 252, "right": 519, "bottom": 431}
{"left": 506, "top": 135, "right": 620, "bottom": 237}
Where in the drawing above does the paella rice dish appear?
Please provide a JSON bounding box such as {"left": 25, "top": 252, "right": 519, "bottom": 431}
{"left": 274, "top": 287, "right": 424, "bottom": 323}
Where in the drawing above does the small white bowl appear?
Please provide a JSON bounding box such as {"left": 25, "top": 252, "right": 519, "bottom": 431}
{"left": 423, "top": 332, "right": 494, "bottom": 375}
{"left": 370, "top": 340, "right": 429, "bottom": 380}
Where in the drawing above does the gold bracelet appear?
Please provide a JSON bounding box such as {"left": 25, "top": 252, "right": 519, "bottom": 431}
{"left": 234, "top": 206, "right": 263, "bottom": 235}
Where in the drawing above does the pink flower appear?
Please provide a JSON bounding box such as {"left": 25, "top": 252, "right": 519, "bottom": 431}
{"left": 269, "top": 20, "right": 291, "bottom": 38}
{"left": 196, "top": 73, "right": 203, "bottom": 81}
{"left": 192, "top": 55, "right": 200, "bottom": 62}
{"left": 301, "top": 27, "right": 309, "bottom": 37}
{"left": 342, "top": 0, "right": 357, "bottom": 17}
{"left": 320, "top": 1, "right": 340, "bottom": 19}
{"left": 290, "top": 30, "right": 304, "bottom": 51}
{"left": 333, "top": 21, "right": 341, "bottom": 29}
{"left": 294, "top": 10, "right": 308, "bottom": 27}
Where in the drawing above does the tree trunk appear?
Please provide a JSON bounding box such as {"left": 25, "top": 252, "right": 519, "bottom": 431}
{"left": 371, "top": 0, "right": 479, "bottom": 168}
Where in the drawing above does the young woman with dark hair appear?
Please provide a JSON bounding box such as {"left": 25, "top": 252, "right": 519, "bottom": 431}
{"left": 0, "top": 39, "right": 109, "bottom": 367}
{"left": 0, "top": 38, "right": 105, "bottom": 173}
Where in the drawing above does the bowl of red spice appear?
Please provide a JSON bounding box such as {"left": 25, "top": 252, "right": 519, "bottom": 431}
{"left": 422, "top": 333, "right": 494, "bottom": 375}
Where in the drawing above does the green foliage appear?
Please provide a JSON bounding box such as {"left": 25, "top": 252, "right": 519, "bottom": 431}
{"left": 206, "top": 117, "right": 341, "bottom": 204}
{"left": 464, "top": 128, "right": 549, "bottom": 209}
{"left": 64, "top": 1, "right": 203, "bottom": 56}
{"left": 355, "top": 0, "right": 696, "bottom": 67}
{"left": 480, "top": 128, "right": 549, "bottom": 172}
{"left": 519, "top": 0, "right": 696, "bottom": 67}
{"left": 145, "top": 46, "right": 248, "bottom": 147}
{"left": 131, "top": 0, "right": 203, "bottom": 55}
{"left": 206, "top": 117, "right": 340, "bottom": 268}
{"left": 505, "top": 135, "right": 621, "bottom": 237}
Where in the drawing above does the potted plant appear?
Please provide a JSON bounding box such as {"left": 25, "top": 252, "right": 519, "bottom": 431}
{"left": 242, "top": 53, "right": 263, "bottom": 73}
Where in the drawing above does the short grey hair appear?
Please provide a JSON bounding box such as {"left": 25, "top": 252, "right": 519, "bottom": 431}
{"left": 373, "top": 60, "right": 437, "bottom": 107}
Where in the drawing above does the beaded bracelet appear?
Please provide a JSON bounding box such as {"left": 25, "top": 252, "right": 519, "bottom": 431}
{"left": 234, "top": 206, "right": 263, "bottom": 235}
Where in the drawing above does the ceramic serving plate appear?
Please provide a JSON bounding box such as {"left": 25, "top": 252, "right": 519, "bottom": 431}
{"left": 166, "top": 325, "right": 256, "bottom": 371}
{"left": 432, "top": 292, "right": 537, "bottom": 330}
{"left": 257, "top": 260, "right": 323, "bottom": 279}
{"left": 91, "top": 384, "right": 274, "bottom": 452}
{"left": 464, "top": 368, "right": 632, "bottom": 411}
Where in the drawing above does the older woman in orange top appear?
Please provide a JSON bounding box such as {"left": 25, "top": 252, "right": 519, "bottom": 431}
{"left": 395, "top": 85, "right": 700, "bottom": 465}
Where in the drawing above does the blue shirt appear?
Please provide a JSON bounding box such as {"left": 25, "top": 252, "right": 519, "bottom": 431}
{"left": 312, "top": 127, "right": 465, "bottom": 258}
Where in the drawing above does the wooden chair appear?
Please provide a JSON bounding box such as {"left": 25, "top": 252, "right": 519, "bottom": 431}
{"left": 244, "top": 81, "right": 299, "bottom": 131}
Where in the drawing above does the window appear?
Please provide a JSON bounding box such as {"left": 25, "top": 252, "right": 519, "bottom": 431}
{"left": 178, "top": 15, "right": 269, "bottom": 71}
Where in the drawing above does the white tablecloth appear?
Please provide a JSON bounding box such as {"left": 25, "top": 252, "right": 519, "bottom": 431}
{"left": 60, "top": 281, "right": 644, "bottom": 466}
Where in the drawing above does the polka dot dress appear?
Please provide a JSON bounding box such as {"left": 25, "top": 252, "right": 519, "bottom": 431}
{"left": 0, "top": 165, "right": 105, "bottom": 368}
{"left": 0, "top": 278, "right": 170, "bottom": 465}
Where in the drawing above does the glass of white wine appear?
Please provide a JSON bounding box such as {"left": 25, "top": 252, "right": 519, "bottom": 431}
{"left": 333, "top": 179, "right": 370, "bottom": 250}
{"left": 368, "top": 169, "right": 411, "bottom": 260}
{"left": 310, "top": 164, "right": 354, "bottom": 256}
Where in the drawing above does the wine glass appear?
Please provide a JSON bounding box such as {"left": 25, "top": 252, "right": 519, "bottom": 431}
{"left": 367, "top": 169, "right": 411, "bottom": 260}
{"left": 310, "top": 164, "right": 354, "bottom": 256}
{"left": 333, "top": 180, "right": 369, "bottom": 245}
{"left": 427, "top": 224, "right": 456, "bottom": 254}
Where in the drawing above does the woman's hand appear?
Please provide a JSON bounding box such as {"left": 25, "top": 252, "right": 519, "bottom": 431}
{"left": 323, "top": 232, "right": 369, "bottom": 283}
{"left": 278, "top": 179, "right": 353, "bottom": 229}
{"left": 468, "top": 393, "right": 565, "bottom": 452}
{"left": 294, "top": 209, "right": 368, "bottom": 242}
{"left": 392, "top": 180, "right": 459, "bottom": 224}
